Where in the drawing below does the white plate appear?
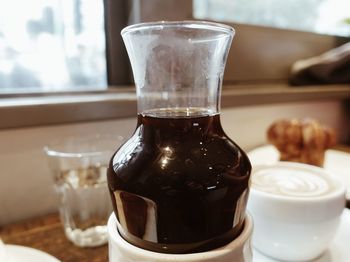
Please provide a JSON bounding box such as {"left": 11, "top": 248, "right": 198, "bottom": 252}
{"left": 253, "top": 209, "right": 350, "bottom": 262}
{"left": 247, "top": 145, "right": 350, "bottom": 199}
{"left": 4, "top": 245, "right": 60, "bottom": 262}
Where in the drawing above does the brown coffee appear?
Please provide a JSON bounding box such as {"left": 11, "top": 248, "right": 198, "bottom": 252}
{"left": 107, "top": 110, "right": 251, "bottom": 253}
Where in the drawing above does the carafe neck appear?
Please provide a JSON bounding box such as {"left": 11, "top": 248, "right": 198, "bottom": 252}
{"left": 121, "top": 21, "right": 234, "bottom": 116}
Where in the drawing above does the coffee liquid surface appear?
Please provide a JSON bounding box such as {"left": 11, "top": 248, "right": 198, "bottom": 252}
{"left": 107, "top": 110, "right": 251, "bottom": 253}
{"left": 252, "top": 166, "right": 335, "bottom": 198}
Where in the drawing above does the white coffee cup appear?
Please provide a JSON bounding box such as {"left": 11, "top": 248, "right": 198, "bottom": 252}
{"left": 247, "top": 162, "right": 346, "bottom": 261}
{"left": 107, "top": 212, "right": 253, "bottom": 262}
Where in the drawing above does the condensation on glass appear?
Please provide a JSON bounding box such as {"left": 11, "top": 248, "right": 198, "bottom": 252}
{"left": 0, "top": 0, "right": 107, "bottom": 93}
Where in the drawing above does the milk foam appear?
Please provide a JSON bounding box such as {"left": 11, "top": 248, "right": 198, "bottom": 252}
{"left": 252, "top": 166, "right": 335, "bottom": 198}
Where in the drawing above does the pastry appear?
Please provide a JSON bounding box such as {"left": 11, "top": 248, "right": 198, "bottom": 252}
{"left": 267, "top": 118, "right": 336, "bottom": 167}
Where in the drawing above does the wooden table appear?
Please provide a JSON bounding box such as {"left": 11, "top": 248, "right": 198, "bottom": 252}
{"left": 0, "top": 213, "right": 108, "bottom": 262}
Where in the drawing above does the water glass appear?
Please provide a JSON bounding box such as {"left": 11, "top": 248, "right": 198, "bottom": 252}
{"left": 44, "top": 134, "right": 124, "bottom": 247}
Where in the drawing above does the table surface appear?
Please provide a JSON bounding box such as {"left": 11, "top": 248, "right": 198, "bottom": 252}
{"left": 0, "top": 213, "right": 108, "bottom": 262}
{"left": 1, "top": 145, "right": 349, "bottom": 262}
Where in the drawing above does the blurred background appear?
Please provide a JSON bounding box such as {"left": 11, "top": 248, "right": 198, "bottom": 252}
{"left": 0, "top": 0, "right": 349, "bottom": 93}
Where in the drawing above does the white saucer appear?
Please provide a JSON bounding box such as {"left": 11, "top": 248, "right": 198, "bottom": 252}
{"left": 4, "top": 245, "right": 60, "bottom": 262}
{"left": 247, "top": 145, "right": 350, "bottom": 199}
{"left": 253, "top": 209, "right": 350, "bottom": 262}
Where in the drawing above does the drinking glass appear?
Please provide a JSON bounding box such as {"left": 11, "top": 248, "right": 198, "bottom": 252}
{"left": 44, "top": 134, "right": 124, "bottom": 247}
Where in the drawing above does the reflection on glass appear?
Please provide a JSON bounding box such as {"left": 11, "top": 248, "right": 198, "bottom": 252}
{"left": 0, "top": 0, "right": 107, "bottom": 93}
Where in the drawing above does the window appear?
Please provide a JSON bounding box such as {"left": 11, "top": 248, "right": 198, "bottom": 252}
{"left": 1, "top": 0, "right": 348, "bottom": 94}
{"left": 0, "top": 0, "right": 107, "bottom": 94}
{"left": 1, "top": 0, "right": 349, "bottom": 129}
{"left": 122, "top": 0, "right": 349, "bottom": 84}
{"left": 193, "top": 0, "right": 350, "bottom": 37}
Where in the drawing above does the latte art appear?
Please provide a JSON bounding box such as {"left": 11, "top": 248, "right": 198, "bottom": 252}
{"left": 252, "top": 167, "right": 334, "bottom": 197}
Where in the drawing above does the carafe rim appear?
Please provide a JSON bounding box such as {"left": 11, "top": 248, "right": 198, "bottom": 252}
{"left": 121, "top": 20, "right": 234, "bottom": 36}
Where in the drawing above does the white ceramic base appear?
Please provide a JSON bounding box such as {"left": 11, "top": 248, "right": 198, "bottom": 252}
{"left": 107, "top": 213, "right": 253, "bottom": 262}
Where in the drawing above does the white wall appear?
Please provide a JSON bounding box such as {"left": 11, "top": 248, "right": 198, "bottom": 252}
{"left": 221, "top": 100, "right": 348, "bottom": 150}
{"left": 0, "top": 100, "right": 347, "bottom": 225}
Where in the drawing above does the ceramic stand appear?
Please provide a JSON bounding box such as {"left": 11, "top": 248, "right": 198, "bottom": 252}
{"left": 107, "top": 213, "right": 253, "bottom": 262}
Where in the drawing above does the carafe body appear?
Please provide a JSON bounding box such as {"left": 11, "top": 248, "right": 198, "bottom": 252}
{"left": 107, "top": 21, "right": 251, "bottom": 254}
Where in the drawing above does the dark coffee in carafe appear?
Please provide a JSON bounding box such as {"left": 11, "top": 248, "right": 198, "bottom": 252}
{"left": 108, "top": 110, "right": 251, "bottom": 253}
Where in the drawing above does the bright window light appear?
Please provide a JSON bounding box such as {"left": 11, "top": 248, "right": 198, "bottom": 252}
{"left": 0, "top": 0, "right": 107, "bottom": 93}
{"left": 194, "top": 0, "right": 350, "bottom": 37}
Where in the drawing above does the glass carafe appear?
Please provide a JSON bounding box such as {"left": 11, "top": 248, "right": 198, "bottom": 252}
{"left": 107, "top": 21, "right": 251, "bottom": 254}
